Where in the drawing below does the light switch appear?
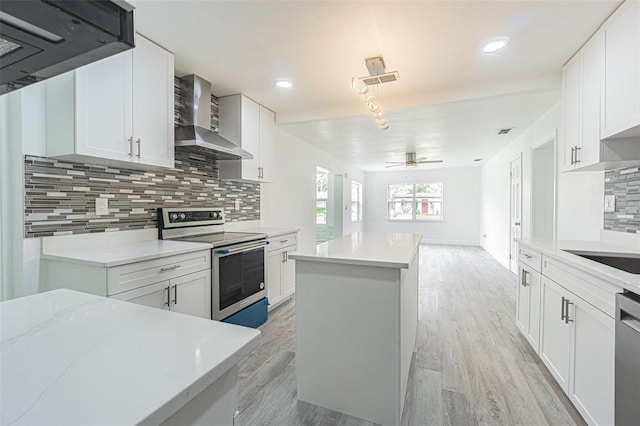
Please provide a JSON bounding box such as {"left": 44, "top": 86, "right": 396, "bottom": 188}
{"left": 604, "top": 195, "right": 616, "bottom": 213}
{"left": 95, "top": 197, "right": 109, "bottom": 215}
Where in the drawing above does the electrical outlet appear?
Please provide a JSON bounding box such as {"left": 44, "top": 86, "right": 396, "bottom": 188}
{"left": 95, "top": 197, "right": 109, "bottom": 215}
{"left": 235, "top": 199, "right": 240, "bottom": 210}
{"left": 604, "top": 195, "right": 616, "bottom": 213}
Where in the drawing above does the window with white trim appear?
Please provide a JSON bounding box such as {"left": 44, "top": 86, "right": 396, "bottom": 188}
{"left": 387, "top": 183, "right": 442, "bottom": 221}
{"left": 351, "top": 181, "right": 362, "bottom": 222}
{"left": 316, "top": 167, "right": 328, "bottom": 224}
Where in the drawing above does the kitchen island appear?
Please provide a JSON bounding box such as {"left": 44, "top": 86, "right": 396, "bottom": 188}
{"left": 0, "top": 289, "right": 260, "bottom": 425}
{"left": 289, "top": 232, "right": 422, "bottom": 426}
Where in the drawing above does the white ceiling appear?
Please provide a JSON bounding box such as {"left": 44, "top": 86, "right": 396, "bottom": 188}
{"left": 132, "top": 0, "right": 622, "bottom": 172}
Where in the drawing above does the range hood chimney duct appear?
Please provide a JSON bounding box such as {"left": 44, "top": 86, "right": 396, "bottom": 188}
{"left": 174, "top": 75, "right": 253, "bottom": 159}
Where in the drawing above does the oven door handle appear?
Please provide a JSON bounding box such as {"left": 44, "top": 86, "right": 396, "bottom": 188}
{"left": 216, "top": 241, "right": 269, "bottom": 255}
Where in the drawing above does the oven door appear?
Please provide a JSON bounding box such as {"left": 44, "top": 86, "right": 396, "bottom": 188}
{"left": 212, "top": 240, "right": 267, "bottom": 320}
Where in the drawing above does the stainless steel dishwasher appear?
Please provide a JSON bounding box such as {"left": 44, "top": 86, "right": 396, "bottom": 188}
{"left": 616, "top": 292, "right": 640, "bottom": 426}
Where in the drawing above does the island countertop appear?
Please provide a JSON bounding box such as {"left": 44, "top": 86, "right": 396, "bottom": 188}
{"left": 289, "top": 232, "right": 423, "bottom": 269}
{"left": 0, "top": 289, "right": 260, "bottom": 425}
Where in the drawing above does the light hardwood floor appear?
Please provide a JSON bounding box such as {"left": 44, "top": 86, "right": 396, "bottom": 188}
{"left": 237, "top": 244, "right": 586, "bottom": 425}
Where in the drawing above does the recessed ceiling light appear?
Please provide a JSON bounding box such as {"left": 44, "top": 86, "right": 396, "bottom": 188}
{"left": 481, "top": 38, "right": 510, "bottom": 54}
{"left": 275, "top": 79, "right": 293, "bottom": 89}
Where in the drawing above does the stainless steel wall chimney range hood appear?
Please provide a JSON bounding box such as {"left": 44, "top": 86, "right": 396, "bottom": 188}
{"left": 0, "top": 0, "right": 135, "bottom": 95}
{"left": 175, "top": 75, "right": 253, "bottom": 160}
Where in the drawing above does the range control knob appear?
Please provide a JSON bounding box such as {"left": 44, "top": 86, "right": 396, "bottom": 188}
{"left": 210, "top": 212, "right": 216, "bottom": 218}
{"left": 169, "top": 213, "right": 178, "bottom": 221}
{"left": 179, "top": 213, "right": 186, "bottom": 220}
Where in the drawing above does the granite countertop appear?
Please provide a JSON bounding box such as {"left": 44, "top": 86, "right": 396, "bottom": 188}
{"left": 0, "top": 289, "right": 260, "bottom": 425}
{"left": 518, "top": 238, "right": 640, "bottom": 294}
{"left": 41, "top": 239, "right": 213, "bottom": 267}
{"left": 289, "top": 232, "right": 423, "bottom": 268}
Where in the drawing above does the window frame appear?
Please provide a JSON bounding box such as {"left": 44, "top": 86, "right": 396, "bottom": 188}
{"left": 316, "top": 167, "right": 329, "bottom": 225}
{"left": 387, "top": 182, "right": 443, "bottom": 222}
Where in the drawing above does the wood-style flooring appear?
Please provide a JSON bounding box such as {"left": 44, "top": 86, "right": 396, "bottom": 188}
{"left": 237, "top": 244, "right": 586, "bottom": 425}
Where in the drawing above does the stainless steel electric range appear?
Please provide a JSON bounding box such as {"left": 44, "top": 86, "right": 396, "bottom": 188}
{"left": 158, "top": 207, "right": 268, "bottom": 321}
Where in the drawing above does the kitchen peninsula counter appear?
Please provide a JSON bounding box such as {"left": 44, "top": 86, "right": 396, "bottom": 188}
{"left": 290, "top": 232, "right": 422, "bottom": 426}
{"left": 0, "top": 289, "right": 260, "bottom": 425}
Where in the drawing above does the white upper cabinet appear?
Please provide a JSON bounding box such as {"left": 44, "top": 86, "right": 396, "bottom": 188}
{"left": 561, "top": 31, "right": 604, "bottom": 172}
{"left": 218, "top": 94, "right": 275, "bottom": 182}
{"left": 46, "top": 34, "right": 174, "bottom": 169}
{"left": 602, "top": 0, "right": 640, "bottom": 138}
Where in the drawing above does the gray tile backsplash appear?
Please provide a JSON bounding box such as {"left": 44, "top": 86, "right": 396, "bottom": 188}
{"left": 604, "top": 167, "right": 640, "bottom": 233}
{"left": 24, "top": 76, "right": 255, "bottom": 238}
{"left": 24, "top": 149, "right": 260, "bottom": 238}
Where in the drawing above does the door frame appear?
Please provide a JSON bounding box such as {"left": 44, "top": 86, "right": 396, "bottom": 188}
{"left": 509, "top": 155, "right": 522, "bottom": 274}
{"left": 530, "top": 131, "right": 558, "bottom": 241}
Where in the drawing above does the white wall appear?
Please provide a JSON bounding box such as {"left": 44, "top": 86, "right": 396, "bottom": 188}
{"left": 364, "top": 168, "right": 481, "bottom": 245}
{"left": 480, "top": 101, "right": 606, "bottom": 269}
{"left": 261, "top": 128, "right": 366, "bottom": 255}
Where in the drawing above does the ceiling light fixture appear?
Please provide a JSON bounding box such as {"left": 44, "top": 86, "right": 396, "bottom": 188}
{"left": 275, "top": 79, "right": 293, "bottom": 89}
{"left": 352, "top": 56, "right": 398, "bottom": 131}
{"left": 481, "top": 38, "right": 510, "bottom": 54}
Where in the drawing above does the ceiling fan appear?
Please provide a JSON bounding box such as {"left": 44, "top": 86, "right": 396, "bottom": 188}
{"left": 385, "top": 152, "right": 443, "bottom": 168}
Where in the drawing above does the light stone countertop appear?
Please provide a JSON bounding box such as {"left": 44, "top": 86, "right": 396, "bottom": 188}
{"left": 41, "top": 239, "right": 213, "bottom": 267}
{"left": 518, "top": 239, "right": 640, "bottom": 294}
{"left": 239, "top": 227, "right": 300, "bottom": 238}
{"left": 0, "top": 289, "right": 260, "bottom": 425}
{"left": 289, "top": 232, "right": 423, "bottom": 269}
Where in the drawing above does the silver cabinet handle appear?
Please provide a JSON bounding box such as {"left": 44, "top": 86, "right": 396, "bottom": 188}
{"left": 280, "top": 239, "right": 289, "bottom": 244}
{"left": 564, "top": 299, "right": 574, "bottom": 324}
{"left": 164, "top": 286, "right": 170, "bottom": 307}
{"left": 284, "top": 251, "right": 288, "bottom": 263}
{"left": 524, "top": 254, "right": 532, "bottom": 259}
{"left": 172, "top": 284, "right": 177, "bottom": 305}
{"left": 574, "top": 146, "right": 580, "bottom": 164}
{"left": 561, "top": 296, "right": 567, "bottom": 321}
{"left": 521, "top": 270, "right": 529, "bottom": 287}
{"left": 160, "top": 265, "right": 180, "bottom": 272}
{"left": 128, "top": 137, "right": 134, "bottom": 157}
{"left": 258, "top": 166, "right": 264, "bottom": 179}
{"left": 136, "top": 138, "right": 141, "bottom": 158}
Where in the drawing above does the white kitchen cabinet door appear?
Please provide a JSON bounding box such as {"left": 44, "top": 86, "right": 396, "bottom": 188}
{"left": 539, "top": 277, "right": 571, "bottom": 393}
{"left": 282, "top": 252, "right": 296, "bottom": 298}
{"left": 603, "top": 0, "right": 640, "bottom": 138}
{"left": 267, "top": 249, "right": 284, "bottom": 306}
{"left": 132, "top": 35, "right": 175, "bottom": 168}
{"left": 562, "top": 53, "right": 581, "bottom": 172}
{"left": 111, "top": 281, "right": 170, "bottom": 310}
{"left": 170, "top": 269, "right": 211, "bottom": 319}
{"left": 578, "top": 31, "right": 604, "bottom": 167}
{"left": 219, "top": 95, "right": 261, "bottom": 181}
{"left": 516, "top": 265, "right": 542, "bottom": 352}
{"left": 569, "top": 295, "right": 615, "bottom": 426}
{"left": 259, "top": 105, "right": 275, "bottom": 182}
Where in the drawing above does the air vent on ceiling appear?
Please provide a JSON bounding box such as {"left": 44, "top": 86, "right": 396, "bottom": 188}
{"left": 498, "top": 128, "right": 513, "bottom": 135}
{"left": 361, "top": 72, "right": 400, "bottom": 86}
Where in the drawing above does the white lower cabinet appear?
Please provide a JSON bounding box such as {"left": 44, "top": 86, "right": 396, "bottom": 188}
{"left": 42, "top": 249, "right": 212, "bottom": 319}
{"left": 266, "top": 233, "right": 298, "bottom": 309}
{"left": 516, "top": 264, "right": 542, "bottom": 352}
{"left": 112, "top": 269, "right": 211, "bottom": 318}
{"left": 538, "top": 277, "right": 615, "bottom": 426}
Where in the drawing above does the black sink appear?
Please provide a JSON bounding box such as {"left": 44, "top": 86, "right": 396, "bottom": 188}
{"left": 562, "top": 250, "right": 640, "bottom": 275}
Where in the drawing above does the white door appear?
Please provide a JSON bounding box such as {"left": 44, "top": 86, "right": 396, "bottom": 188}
{"left": 510, "top": 157, "right": 522, "bottom": 274}
{"left": 282, "top": 251, "right": 296, "bottom": 297}
{"left": 170, "top": 270, "right": 211, "bottom": 319}
{"left": 516, "top": 266, "right": 531, "bottom": 336}
{"left": 75, "top": 50, "right": 132, "bottom": 162}
{"left": 132, "top": 35, "right": 174, "bottom": 168}
{"left": 539, "top": 277, "right": 571, "bottom": 393}
{"left": 112, "top": 281, "right": 169, "bottom": 310}
{"left": 569, "top": 295, "right": 615, "bottom": 426}
{"left": 266, "top": 250, "right": 283, "bottom": 305}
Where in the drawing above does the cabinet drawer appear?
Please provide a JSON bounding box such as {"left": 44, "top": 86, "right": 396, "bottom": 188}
{"left": 267, "top": 233, "right": 297, "bottom": 252}
{"left": 542, "top": 256, "right": 622, "bottom": 318}
{"left": 107, "top": 250, "right": 211, "bottom": 296}
{"left": 519, "top": 246, "right": 542, "bottom": 272}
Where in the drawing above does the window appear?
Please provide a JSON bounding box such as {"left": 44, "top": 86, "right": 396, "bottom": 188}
{"left": 388, "top": 183, "right": 442, "bottom": 221}
{"left": 351, "top": 181, "right": 362, "bottom": 222}
{"left": 316, "top": 167, "right": 328, "bottom": 224}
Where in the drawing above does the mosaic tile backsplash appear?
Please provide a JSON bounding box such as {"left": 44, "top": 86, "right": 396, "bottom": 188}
{"left": 24, "top": 149, "right": 260, "bottom": 238}
{"left": 604, "top": 167, "right": 640, "bottom": 234}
